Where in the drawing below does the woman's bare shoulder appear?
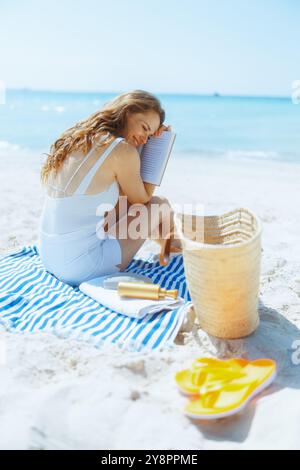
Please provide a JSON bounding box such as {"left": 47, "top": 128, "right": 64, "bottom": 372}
{"left": 112, "top": 139, "right": 139, "bottom": 160}
{"left": 115, "top": 138, "right": 135, "bottom": 151}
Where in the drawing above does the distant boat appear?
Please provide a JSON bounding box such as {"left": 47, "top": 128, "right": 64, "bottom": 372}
{"left": 213, "top": 92, "right": 220, "bottom": 97}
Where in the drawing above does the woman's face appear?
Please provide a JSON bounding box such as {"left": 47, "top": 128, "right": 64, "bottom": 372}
{"left": 122, "top": 110, "right": 161, "bottom": 147}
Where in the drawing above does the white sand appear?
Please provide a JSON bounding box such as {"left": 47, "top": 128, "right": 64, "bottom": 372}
{"left": 0, "top": 146, "right": 300, "bottom": 450}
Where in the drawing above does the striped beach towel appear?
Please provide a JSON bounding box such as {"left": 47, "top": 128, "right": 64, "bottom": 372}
{"left": 0, "top": 245, "right": 192, "bottom": 352}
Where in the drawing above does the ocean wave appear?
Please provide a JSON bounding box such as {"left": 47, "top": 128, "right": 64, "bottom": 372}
{"left": 40, "top": 105, "right": 65, "bottom": 112}
{"left": 54, "top": 106, "right": 65, "bottom": 113}
{"left": 0, "top": 141, "right": 46, "bottom": 164}
{"left": 1, "top": 139, "right": 299, "bottom": 167}
{"left": 174, "top": 148, "right": 299, "bottom": 164}
{"left": 223, "top": 149, "right": 281, "bottom": 161}
{"left": 0, "top": 140, "right": 20, "bottom": 151}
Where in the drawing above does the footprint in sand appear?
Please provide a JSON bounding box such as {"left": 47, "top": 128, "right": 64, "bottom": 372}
{"left": 291, "top": 279, "right": 300, "bottom": 297}
{"left": 260, "top": 212, "right": 277, "bottom": 223}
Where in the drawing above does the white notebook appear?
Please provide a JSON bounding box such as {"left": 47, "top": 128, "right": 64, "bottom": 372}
{"left": 136, "top": 130, "right": 176, "bottom": 186}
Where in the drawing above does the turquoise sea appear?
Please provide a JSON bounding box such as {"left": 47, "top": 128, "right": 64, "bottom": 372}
{"left": 0, "top": 89, "right": 299, "bottom": 163}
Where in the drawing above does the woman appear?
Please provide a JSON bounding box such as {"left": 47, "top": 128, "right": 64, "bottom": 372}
{"left": 39, "top": 89, "right": 180, "bottom": 287}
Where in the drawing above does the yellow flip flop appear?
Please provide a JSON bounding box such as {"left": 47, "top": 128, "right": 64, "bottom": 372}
{"left": 175, "top": 358, "right": 277, "bottom": 420}
{"left": 175, "top": 357, "right": 249, "bottom": 396}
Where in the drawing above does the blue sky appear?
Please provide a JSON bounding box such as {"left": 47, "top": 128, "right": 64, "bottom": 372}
{"left": 1, "top": 0, "right": 299, "bottom": 96}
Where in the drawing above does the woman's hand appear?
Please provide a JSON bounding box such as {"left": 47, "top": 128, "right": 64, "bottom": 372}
{"left": 153, "top": 124, "right": 172, "bottom": 137}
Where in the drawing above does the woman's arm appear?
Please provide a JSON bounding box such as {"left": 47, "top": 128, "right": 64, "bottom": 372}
{"left": 113, "top": 142, "right": 156, "bottom": 205}
{"left": 113, "top": 124, "right": 171, "bottom": 204}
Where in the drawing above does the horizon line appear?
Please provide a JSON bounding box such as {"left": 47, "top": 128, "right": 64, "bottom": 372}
{"left": 6, "top": 87, "right": 290, "bottom": 100}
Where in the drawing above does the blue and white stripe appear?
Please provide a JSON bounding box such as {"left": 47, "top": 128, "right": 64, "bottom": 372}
{"left": 0, "top": 246, "right": 192, "bottom": 351}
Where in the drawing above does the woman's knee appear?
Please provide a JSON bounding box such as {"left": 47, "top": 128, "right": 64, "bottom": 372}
{"left": 148, "top": 195, "right": 171, "bottom": 207}
{"left": 146, "top": 195, "right": 173, "bottom": 237}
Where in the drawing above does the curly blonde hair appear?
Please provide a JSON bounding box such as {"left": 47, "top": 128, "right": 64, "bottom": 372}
{"left": 40, "top": 89, "right": 165, "bottom": 185}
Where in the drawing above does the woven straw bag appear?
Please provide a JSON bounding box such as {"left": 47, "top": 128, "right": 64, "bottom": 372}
{"left": 172, "top": 208, "right": 262, "bottom": 339}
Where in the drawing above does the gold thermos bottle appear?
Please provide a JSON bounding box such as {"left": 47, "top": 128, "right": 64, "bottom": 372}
{"left": 117, "top": 282, "right": 178, "bottom": 300}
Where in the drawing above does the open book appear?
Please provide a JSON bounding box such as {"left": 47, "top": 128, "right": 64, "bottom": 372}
{"left": 136, "top": 131, "right": 176, "bottom": 186}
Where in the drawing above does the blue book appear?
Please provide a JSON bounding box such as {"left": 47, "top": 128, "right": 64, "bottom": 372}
{"left": 136, "top": 130, "right": 176, "bottom": 186}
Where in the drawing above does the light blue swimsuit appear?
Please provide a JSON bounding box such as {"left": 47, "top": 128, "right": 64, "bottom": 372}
{"left": 38, "top": 137, "right": 124, "bottom": 287}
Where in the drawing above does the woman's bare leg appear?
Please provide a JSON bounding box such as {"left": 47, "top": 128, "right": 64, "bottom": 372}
{"left": 103, "top": 195, "right": 177, "bottom": 272}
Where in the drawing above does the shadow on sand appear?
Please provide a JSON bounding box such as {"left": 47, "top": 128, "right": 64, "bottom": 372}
{"left": 186, "top": 299, "right": 300, "bottom": 444}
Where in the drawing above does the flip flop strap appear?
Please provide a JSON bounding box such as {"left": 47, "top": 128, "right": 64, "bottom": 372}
{"left": 200, "top": 380, "right": 257, "bottom": 408}
{"left": 190, "top": 365, "right": 246, "bottom": 387}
